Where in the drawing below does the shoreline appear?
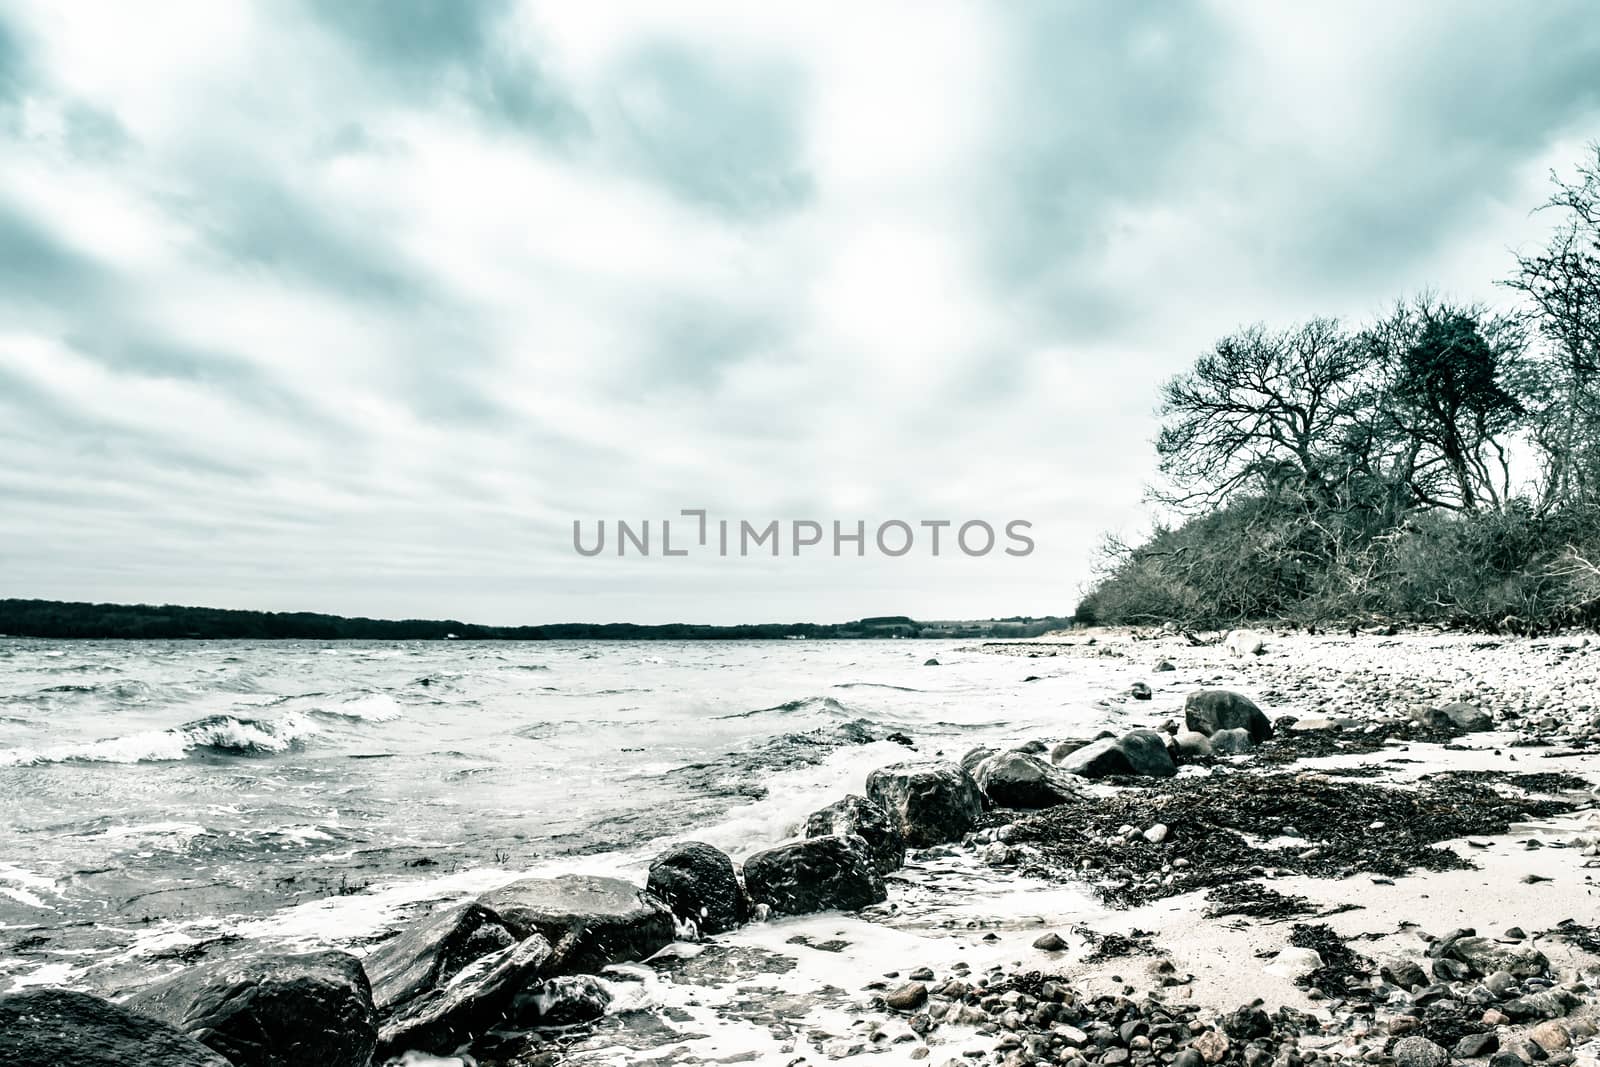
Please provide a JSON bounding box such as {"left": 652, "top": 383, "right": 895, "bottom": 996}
{"left": 5, "top": 629, "right": 1600, "bottom": 1066}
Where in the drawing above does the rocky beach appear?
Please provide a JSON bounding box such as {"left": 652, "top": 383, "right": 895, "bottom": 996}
{"left": 5, "top": 629, "right": 1600, "bottom": 1067}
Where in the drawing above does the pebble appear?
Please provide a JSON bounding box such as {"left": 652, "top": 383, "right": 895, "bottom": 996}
{"left": 1032, "top": 932, "right": 1068, "bottom": 952}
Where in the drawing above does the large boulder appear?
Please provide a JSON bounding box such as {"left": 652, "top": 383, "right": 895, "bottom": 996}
{"left": 865, "top": 760, "right": 984, "bottom": 847}
{"left": 971, "top": 750, "right": 1080, "bottom": 808}
{"left": 805, "top": 794, "right": 906, "bottom": 875}
{"left": 364, "top": 901, "right": 515, "bottom": 1017}
{"left": 1185, "top": 690, "right": 1273, "bottom": 742}
{"left": 123, "top": 950, "right": 376, "bottom": 1067}
{"left": 0, "top": 988, "right": 231, "bottom": 1067}
{"left": 743, "top": 835, "right": 886, "bottom": 915}
{"left": 477, "top": 875, "right": 674, "bottom": 974}
{"left": 1055, "top": 729, "right": 1176, "bottom": 779}
{"left": 646, "top": 841, "right": 748, "bottom": 937}
{"left": 377, "top": 934, "right": 552, "bottom": 1058}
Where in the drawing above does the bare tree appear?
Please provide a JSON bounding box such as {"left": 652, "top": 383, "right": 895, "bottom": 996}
{"left": 1504, "top": 143, "right": 1600, "bottom": 509}
{"left": 1154, "top": 318, "right": 1369, "bottom": 511}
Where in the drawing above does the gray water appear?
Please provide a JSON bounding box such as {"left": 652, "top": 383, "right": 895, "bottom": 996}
{"left": 0, "top": 638, "right": 1109, "bottom": 989}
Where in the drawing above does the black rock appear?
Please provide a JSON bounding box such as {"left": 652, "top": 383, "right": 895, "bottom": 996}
{"left": 1131, "top": 682, "right": 1153, "bottom": 700}
{"left": 364, "top": 901, "right": 515, "bottom": 1017}
{"left": 378, "top": 934, "right": 552, "bottom": 1057}
{"left": 512, "top": 975, "right": 612, "bottom": 1027}
{"left": 478, "top": 875, "right": 675, "bottom": 974}
{"left": 1456, "top": 1031, "right": 1500, "bottom": 1057}
{"left": 123, "top": 950, "right": 376, "bottom": 1067}
{"left": 865, "top": 760, "right": 984, "bottom": 847}
{"left": 1184, "top": 690, "right": 1273, "bottom": 742}
{"left": 1155, "top": 660, "right": 1177, "bottom": 672}
{"left": 806, "top": 794, "right": 906, "bottom": 875}
{"left": 1172, "top": 1050, "right": 1205, "bottom": 1067}
{"left": 1383, "top": 959, "right": 1428, "bottom": 990}
{"left": 1222, "top": 1006, "right": 1272, "bottom": 1040}
{"left": 972, "top": 750, "right": 1080, "bottom": 809}
{"left": 1489, "top": 1054, "right": 1526, "bottom": 1067}
{"left": 0, "top": 987, "right": 231, "bottom": 1067}
{"left": 1055, "top": 729, "right": 1176, "bottom": 779}
{"left": 743, "top": 834, "right": 886, "bottom": 916}
{"left": 646, "top": 841, "right": 748, "bottom": 936}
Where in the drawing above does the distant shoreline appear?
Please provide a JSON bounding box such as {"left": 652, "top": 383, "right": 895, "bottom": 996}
{"left": 0, "top": 598, "right": 1072, "bottom": 642}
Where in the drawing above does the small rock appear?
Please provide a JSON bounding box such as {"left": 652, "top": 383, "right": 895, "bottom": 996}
{"left": 1143, "top": 824, "right": 1169, "bottom": 844}
{"left": 1131, "top": 682, "right": 1153, "bottom": 700}
{"left": 1455, "top": 1032, "right": 1500, "bottom": 1058}
{"left": 885, "top": 982, "right": 928, "bottom": 1012}
{"left": 1530, "top": 1021, "right": 1571, "bottom": 1053}
{"left": 1192, "top": 1029, "right": 1230, "bottom": 1064}
{"left": 1392, "top": 1036, "right": 1448, "bottom": 1067}
{"left": 1033, "top": 932, "right": 1068, "bottom": 952}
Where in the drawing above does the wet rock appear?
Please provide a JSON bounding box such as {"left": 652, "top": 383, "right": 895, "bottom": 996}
{"left": 885, "top": 982, "right": 928, "bottom": 1011}
{"left": 1455, "top": 1031, "right": 1500, "bottom": 1057}
{"left": 1185, "top": 690, "right": 1273, "bottom": 742}
{"left": 513, "top": 975, "right": 612, "bottom": 1027}
{"left": 865, "top": 760, "right": 984, "bottom": 847}
{"left": 1131, "top": 682, "right": 1153, "bottom": 700}
{"left": 646, "top": 840, "right": 748, "bottom": 936}
{"left": 972, "top": 750, "right": 1080, "bottom": 809}
{"left": 1393, "top": 1036, "right": 1448, "bottom": 1067}
{"left": 806, "top": 794, "right": 907, "bottom": 875}
{"left": 743, "top": 834, "right": 886, "bottom": 916}
{"left": 924, "top": 658, "right": 940, "bottom": 667}
{"left": 123, "top": 950, "right": 376, "bottom": 1067}
{"left": 1210, "top": 727, "right": 1254, "bottom": 755}
{"left": 479, "top": 875, "right": 675, "bottom": 974}
{"left": 1056, "top": 729, "right": 1176, "bottom": 779}
{"left": 960, "top": 745, "right": 996, "bottom": 773}
{"left": 377, "top": 934, "right": 552, "bottom": 1057}
{"left": 1155, "top": 659, "right": 1177, "bottom": 672}
{"left": 364, "top": 902, "right": 514, "bottom": 1017}
{"left": 1033, "top": 932, "right": 1068, "bottom": 951}
{"left": 0, "top": 987, "right": 231, "bottom": 1067}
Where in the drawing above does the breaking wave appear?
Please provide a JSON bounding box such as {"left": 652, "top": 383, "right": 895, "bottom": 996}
{"left": 0, "top": 712, "right": 322, "bottom": 767}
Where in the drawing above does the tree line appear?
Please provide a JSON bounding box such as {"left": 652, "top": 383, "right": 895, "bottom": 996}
{"left": 1079, "top": 145, "right": 1600, "bottom": 631}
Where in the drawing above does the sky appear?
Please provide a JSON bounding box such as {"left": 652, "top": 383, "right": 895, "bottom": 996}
{"left": 2, "top": 2, "right": 1598, "bottom": 626}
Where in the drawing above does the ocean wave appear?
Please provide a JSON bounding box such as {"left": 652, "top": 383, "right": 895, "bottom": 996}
{"left": 831, "top": 682, "right": 925, "bottom": 692}
{"left": 714, "top": 696, "right": 853, "bottom": 720}
{"left": 313, "top": 693, "right": 403, "bottom": 722}
{"left": 0, "top": 712, "right": 321, "bottom": 767}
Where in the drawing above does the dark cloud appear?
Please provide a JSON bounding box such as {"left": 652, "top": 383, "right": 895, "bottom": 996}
{"left": 305, "top": 0, "right": 586, "bottom": 140}
{"left": 0, "top": 205, "right": 103, "bottom": 305}
{"left": 177, "top": 163, "right": 422, "bottom": 302}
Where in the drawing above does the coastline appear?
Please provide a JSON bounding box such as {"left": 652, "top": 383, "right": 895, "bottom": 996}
{"left": 6, "top": 628, "right": 1600, "bottom": 1066}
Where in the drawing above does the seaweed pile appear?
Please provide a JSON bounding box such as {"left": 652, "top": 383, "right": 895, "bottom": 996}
{"left": 1009, "top": 770, "right": 1576, "bottom": 908}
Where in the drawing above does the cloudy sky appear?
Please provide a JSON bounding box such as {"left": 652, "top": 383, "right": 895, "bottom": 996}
{"left": 2, "top": 2, "right": 1598, "bottom": 625}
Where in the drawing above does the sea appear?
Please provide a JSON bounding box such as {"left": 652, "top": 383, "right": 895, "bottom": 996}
{"left": 0, "top": 637, "right": 1119, "bottom": 995}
